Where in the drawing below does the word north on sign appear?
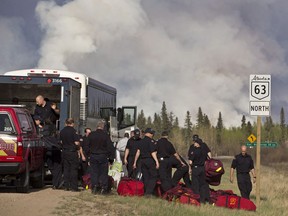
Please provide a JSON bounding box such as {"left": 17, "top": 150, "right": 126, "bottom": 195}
{"left": 249, "top": 75, "right": 271, "bottom": 116}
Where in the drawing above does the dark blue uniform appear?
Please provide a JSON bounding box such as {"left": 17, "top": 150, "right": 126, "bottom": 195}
{"left": 188, "top": 142, "right": 210, "bottom": 203}
{"left": 80, "top": 135, "right": 90, "bottom": 175}
{"left": 231, "top": 153, "right": 254, "bottom": 199}
{"left": 34, "top": 101, "right": 58, "bottom": 132}
{"left": 88, "top": 129, "right": 115, "bottom": 194}
{"left": 60, "top": 126, "right": 80, "bottom": 191}
{"left": 125, "top": 136, "right": 141, "bottom": 178}
{"left": 169, "top": 155, "right": 191, "bottom": 188}
{"left": 156, "top": 137, "right": 174, "bottom": 192}
{"left": 137, "top": 136, "right": 158, "bottom": 195}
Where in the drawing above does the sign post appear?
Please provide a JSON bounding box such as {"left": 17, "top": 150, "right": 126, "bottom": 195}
{"left": 256, "top": 116, "right": 261, "bottom": 207}
{"left": 249, "top": 74, "right": 271, "bottom": 207}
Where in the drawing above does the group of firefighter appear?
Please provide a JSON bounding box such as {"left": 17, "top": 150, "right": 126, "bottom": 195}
{"left": 33, "top": 95, "right": 256, "bottom": 202}
{"left": 118, "top": 128, "right": 211, "bottom": 202}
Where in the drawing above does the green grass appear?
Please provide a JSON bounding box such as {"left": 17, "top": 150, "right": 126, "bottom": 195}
{"left": 53, "top": 160, "right": 288, "bottom": 216}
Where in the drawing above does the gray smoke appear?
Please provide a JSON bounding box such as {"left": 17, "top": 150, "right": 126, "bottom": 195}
{"left": 2, "top": 0, "right": 288, "bottom": 126}
{"left": 0, "top": 16, "right": 37, "bottom": 71}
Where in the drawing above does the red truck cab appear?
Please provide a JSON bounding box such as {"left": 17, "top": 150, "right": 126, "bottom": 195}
{"left": 0, "top": 105, "right": 45, "bottom": 192}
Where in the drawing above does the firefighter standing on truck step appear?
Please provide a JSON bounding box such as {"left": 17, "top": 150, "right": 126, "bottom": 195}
{"left": 230, "top": 145, "right": 256, "bottom": 200}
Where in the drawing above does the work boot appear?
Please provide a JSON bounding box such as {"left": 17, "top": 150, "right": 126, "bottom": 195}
{"left": 92, "top": 186, "right": 101, "bottom": 195}
{"left": 100, "top": 188, "right": 110, "bottom": 195}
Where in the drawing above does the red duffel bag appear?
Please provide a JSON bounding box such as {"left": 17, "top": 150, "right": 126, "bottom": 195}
{"left": 162, "top": 185, "right": 200, "bottom": 206}
{"left": 215, "top": 195, "right": 256, "bottom": 211}
{"left": 179, "top": 194, "right": 201, "bottom": 206}
{"left": 117, "top": 177, "right": 144, "bottom": 196}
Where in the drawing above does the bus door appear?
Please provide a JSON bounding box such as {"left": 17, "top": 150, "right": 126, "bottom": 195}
{"left": 69, "top": 86, "right": 81, "bottom": 131}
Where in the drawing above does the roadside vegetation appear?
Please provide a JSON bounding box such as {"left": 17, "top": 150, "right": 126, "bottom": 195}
{"left": 136, "top": 102, "right": 288, "bottom": 163}
{"left": 53, "top": 160, "right": 288, "bottom": 216}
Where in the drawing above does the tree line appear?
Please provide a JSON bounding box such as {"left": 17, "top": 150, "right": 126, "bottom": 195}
{"left": 136, "top": 102, "right": 288, "bottom": 163}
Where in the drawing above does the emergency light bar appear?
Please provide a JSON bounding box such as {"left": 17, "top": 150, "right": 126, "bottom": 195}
{"left": 28, "top": 73, "right": 60, "bottom": 77}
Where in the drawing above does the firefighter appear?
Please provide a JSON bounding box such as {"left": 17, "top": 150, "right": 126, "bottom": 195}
{"left": 156, "top": 131, "right": 188, "bottom": 192}
{"left": 60, "top": 118, "right": 80, "bottom": 191}
{"left": 124, "top": 129, "right": 142, "bottom": 178}
{"left": 230, "top": 145, "right": 256, "bottom": 200}
{"left": 34, "top": 95, "right": 58, "bottom": 136}
{"left": 192, "top": 134, "right": 212, "bottom": 158}
{"left": 188, "top": 138, "right": 210, "bottom": 203}
{"left": 133, "top": 128, "right": 159, "bottom": 195}
{"left": 34, "top": 115, "right": 63, "bottom": 190}
{"left": 162, "top": 131, "right": 191, "bottom": 188}
{"left": 88, "top": 121, "right": 115, "bottom": 195}
{"left": 79, "top": 127, "right": 91, "bottom": 175}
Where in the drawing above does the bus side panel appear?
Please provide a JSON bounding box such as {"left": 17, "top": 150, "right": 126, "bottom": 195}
{"left": 85, "top": 84, "right": 116, "bottom": 132}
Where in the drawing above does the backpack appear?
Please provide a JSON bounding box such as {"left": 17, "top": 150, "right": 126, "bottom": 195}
{"left": 162, "top": 185, "right": 200, "bottom": 206}
{"left": 82, "top": 173, "right": 114, "bottom": 191}
{"left": 215, "top": 195, "right": 256, "bottom": 211}
{"left": 205, "top": 158, "right": 225, "bottom": 186}
{"left": 82, "top": 173, "right": 92, "bottom": 189}
{"left": 117, "top": 177, "right": 144, "bottom": 196}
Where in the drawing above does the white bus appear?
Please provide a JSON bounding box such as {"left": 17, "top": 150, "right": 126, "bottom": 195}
{"left": 1, "top": 69, "right": 136, "bottom": 140}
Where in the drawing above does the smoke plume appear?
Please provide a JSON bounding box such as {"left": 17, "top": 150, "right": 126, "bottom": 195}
{"left": 2, "top": 0, "right": 288, "bottom": 126}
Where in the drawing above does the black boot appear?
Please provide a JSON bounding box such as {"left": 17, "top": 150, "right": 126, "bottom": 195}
{"left": 92, "top": 186, "right": 101, "bottom": 195}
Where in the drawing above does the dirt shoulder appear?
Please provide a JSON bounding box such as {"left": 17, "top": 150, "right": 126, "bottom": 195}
{"left": 0, "top": 186, "right": 76, "bottom": 216}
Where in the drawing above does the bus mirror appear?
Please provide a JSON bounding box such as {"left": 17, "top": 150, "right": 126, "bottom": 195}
{"left": 118, "top": 106, "right": 137, "bottom": 130}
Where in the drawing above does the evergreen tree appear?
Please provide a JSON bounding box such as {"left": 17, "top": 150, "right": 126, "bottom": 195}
{"left": 137, "top": 109, "right": 146, "bottom": 130}
{"left": 216, "top": 112, "right": 223, "bottom": 146}
{"left": 196, "top": 107, "right": 204, "bottom": 128}
{"left": 247, "top": 121, "right": 253, "bottom": 135}
{"left": 146, "top": 116, "right": 153, "bottom": 128}
{"left": 173, "top": 117, "right": 179, "bottom": 128}
{"left": 161, "top": 101, "right": 169, "bottom": 132}
{"left": 153, "top": 113, "right": 162, "bottom": 135}
{"left": 184, "top": 111, "right": 193, "bottom": 145}
{"left": 241, "top": 115, "right": 246, "bottom": 130}
{"left": 264, "top": 116, "right": 274, "bottom": 141}
{"left": 169, "top": 112, "right": 174, "bottom": 130}
{"left": 203, "top": 114, "right": 211, "bottom": 128}
{"left": 216, "top": 112, "right": 223, "bottom": 130}
{"left": 280, "top": 107, "right": 286, "bottom": 143}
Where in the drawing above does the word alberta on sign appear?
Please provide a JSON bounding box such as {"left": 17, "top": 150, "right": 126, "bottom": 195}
{"left": 249, "top": 75, "right": 271, "bottom": 116}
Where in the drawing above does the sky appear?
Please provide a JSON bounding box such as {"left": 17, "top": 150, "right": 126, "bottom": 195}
{"left": 1, "top": 0, "right": 288, "bottom": 127}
